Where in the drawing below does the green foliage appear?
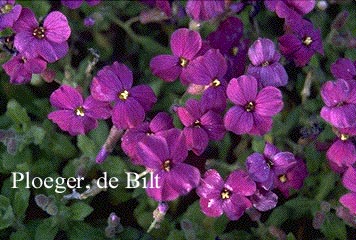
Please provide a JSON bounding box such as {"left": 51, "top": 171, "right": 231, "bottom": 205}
{"left": 69, "top": 202, "right": 94, "bottom": 221}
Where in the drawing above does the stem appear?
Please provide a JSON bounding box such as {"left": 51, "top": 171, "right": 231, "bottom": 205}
{"left": 147, "top": 219, "right": 158, "bottom": 233}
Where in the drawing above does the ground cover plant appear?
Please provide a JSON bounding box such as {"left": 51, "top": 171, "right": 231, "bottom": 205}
{"left": 0, "top": 0, "right": 356, "bottom": 239}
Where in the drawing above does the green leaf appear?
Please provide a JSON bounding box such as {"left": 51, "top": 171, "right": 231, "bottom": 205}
{"left": 68, "top": 222, "right": 104, "bottom": 240}
{"left": 6, "top": 100, "right": 31, "bottom": 132}
{"left": 251, "top": 136, "right": 265, "bottom": 153}
{"left": 13, "top": 188, "right": 30, "bottom": 221}
{"left": 0, "top": 195, "right": 14, "bottom": 230}
{"left": 266, "top": 205, "right": 290, "bottom": 227}
{"left": 167, "top": 230, "right": 185, "bottom": 240}
{"left": 10, "top": 229, "right": 31, "bottom": 240}
{"left": 69, "top": 202, "right": 93, "bottom": 221}
{"left": 320, "top": 214, "right": 347, "bottom": 240}
{"left": 34, "top": 219, "right": 58, "bottom": 240}
{"left": 77, "top": 135, "right": 97, "bottom": 157}
{"left": 286, "top": 232, "right": 297, "bottom": 240}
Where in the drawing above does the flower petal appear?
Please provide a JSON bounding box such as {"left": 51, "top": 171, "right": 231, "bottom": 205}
{"left": 339, "top": 193, "right": 356, "bottom": 215}
{"left": 50, "top": 85, "right": 83, "bottom": 110}
{"left": 227, "top": 75, "right": 257, "bottom": 105}
{"left": 112, "top": 98, "right": 145, "bottom": 129}
{"left": 226, "top": 170, "right": 256, "bottom": 196}
{"left": 44, "top": 11, "right": 71, "bottom": 43}
{"left": 183, "top": 127, "right": 209, "bottom": 156}
{"left": 170, "top": 28, "right": 202, "bottom": 59}
{"left": 246, "top": 153, "right": 270, "bottom": 183}
{"left": 342, "top": 167, "right": 356, "bottom": 192}
{"left": 150, "top": 55, "right": 181, "bottom": 82}
{"left": 130, "top": 85, "right": 157, "bottom": 112}
{"left": 255, "top": 86, "right": 283, "bottom": 116}
{"left": 197, "top": 169, "right": 224, "bottom": 199}
{"left": 83, "top": 96, "right": 111, "bottom": 119}
{"left": 224, "top": 106, "right": 253, "bottom": 135}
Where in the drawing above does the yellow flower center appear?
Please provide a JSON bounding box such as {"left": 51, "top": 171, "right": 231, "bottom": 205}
{"left": 118, "top": 90, "right": 129, "bottom": 100}
{"left": 279, "top": 175, "right": 287, "bottom": 183}
{"left": 194, "top": 120, "right": 201, "bottom": 128}
{"left": 340, "top": 134, "right": 349, "bottom": 141}
{"left": 245, "top": 102, "right": 255, "bottom": 112}
{"left": 179, "top": 57, "right": 189, "bottom": 68}
{"left": 231, "top": 46, "right": 239, "bottom": 56}
{"left": 211, "top": 78, "right": 221, "bottom": 87}
{"left": 75, "top": 106, "right": 85, "bottom": 117}
{"left": 303, "top": 36, "right": 313, "bottom": 46}
{"left": 1, "top": 4, "right": 13, "bottom": 14}
{"left": 33, "top": 27, "right": 45, "bottom": 39}
{"left": 221, "top": 188, "right": 231, "bottom": 200}
{"left": 262, "top": 61, "right": 270, "bottom": 67}
{"left": 162, "top": 160, "right": 171, "bottom": 172}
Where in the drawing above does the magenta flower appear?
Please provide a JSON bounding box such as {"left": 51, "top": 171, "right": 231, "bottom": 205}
{"left": 48, "top": 85, "right": 111, "bottom": 136}
{"left": 320, "top": 79, "right": 356, "bottom": 129}
{"left": 265, "top": 0, "right": 315, "bottom": 19}
{"left": 185, "top": 0, "right": 225, "bottom": 22}
{"left": 121, "top": 112, "right": 174, "bottom": 165}
{"left": 136, "top": 129, "right": 200, "bottom": 201}
{"left": 273, "top": 158, "right": 308, "bottom": 198}
{"left": 61, "top": 0, "right": 100, "bottom": 9}
{"left": 0, "top": 0, "right": 22, "bottom": 31}
{"left": 340, "top": 167, "right": 356, "bottom": 215}
{"left": 176, "top": 99, "right": 225, "bottom": 156}
{"left": 150, "top": 28, "right": 202, "bottom": 84}
{"left": 331, "top": 58, "right": 356, "bottom": 81}
{"left": 2, "top": 54, "right": 47, "bottom": 84}
{"left": 246, "top": 143, "right": 297, "bottom": 191}
{"left": 327, "top": 129, "right": 356, "bottom": 173}
{"left": 278, "top": 18, "right": 323, "bottom": 67}
{"left": 207, "top": 16, "right": 249, "bottom": 79}
{"left": 247, "top": 38, "right": 288, "bottom": 87}
{"left": 13, "top": 8, "right": 71, "bottom": 63}
{"left": 184, "top": 49, "right": 228, "bottom": 111}
{"left": 91, "top": 62, "right": 157, "bottom": 129}
{"left": 224, "top": 75, "right": 283, "bottom": 136}
{"left": 196, "top": 169, "right": 256, "bottom": 220}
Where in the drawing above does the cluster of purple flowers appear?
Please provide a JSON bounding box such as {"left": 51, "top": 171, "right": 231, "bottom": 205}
{"left": 5, "top": 0, "right": 342, "bottom": 223}
{"left": 2, "top": 4, "right": 71, "bottom": 84}
{"left": 320, "top": 57, "right": 356, "bottom": 215}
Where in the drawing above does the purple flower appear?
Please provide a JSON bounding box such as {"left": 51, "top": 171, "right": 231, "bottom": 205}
{"left": 13, "top": 8, "right": 71, "bottom": 63}
{"left": 207, "top": 16, "right": 249, "bottom": 79}
{"left": 246, "top": 143, "right": 297, "bottom": 190}
{"left": 331, "top": 58, "right": 356, "bottom": 81}
{"left": 184, "top": 49, "right": 228, "bottom": 111}
{"left": 2, "top": 54, "right": 46, "bottom": 84}
{"left": 136, "top": 129, "right": 200, "bottom": 201}
{"left": 176, "top": 99, "right": 225, "bottom": 156}
{"left": 224, "top": 75, "right": 283, "bottom": 136}
{"left": 247, "top": 38, "right": 288, "bottom": 87}
{"left": 196, "top": 169, "right": 256, "bottom": 220}
{"left": 320, "top": 79, "right": 356, "bottom": 129}
{"left": 250, "top": 188, "right": 278, "bottom": 212}
{"left": 185, "top": 0, "right": 225, "bottom": 22}
{"left": 273, "top": 158, "right": 308, "bottom": 198}
{"left": 150, "top": 28, "right": 202, "bottom": 84}
{"left": 340, "top": 167, "right": 356, "bottom": 215}
{"left": 84, "top": 16, "right": 95, "bottom": 27}
{"left": 48, "top": 85, "right": 111, "bottom": 136}
{"left": 278, "top": 18, "right": 323, "bottom": 67}
{"left": 265, "top": 0, "right": 315, "bottom": 19}
{"left": 0, "top": 0, "right": 22, "bottom": 31}
{"left": 121, "top": 112, "right": 174, "bottom": 165}
{"left": 61, "top": 0, "right": 100, "bottom": 9}
{"left": 91, "top": 62, "right": 157, "bottom": 129}
{"left": 327, "top": 130, "right": 356, "bottom": 173}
